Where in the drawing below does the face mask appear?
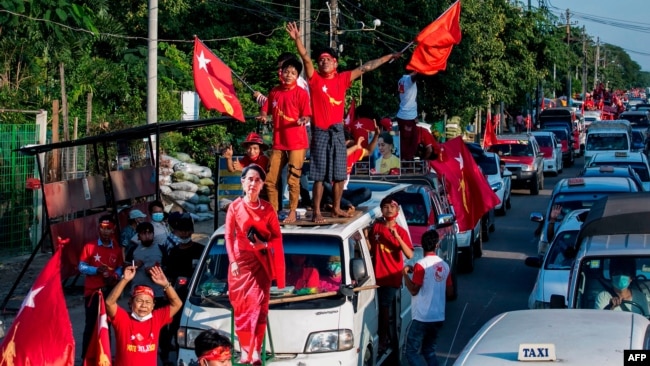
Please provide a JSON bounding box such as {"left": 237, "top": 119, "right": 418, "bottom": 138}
{"left": 152, "top": 213, "right": 164, "bottom": 222}
{"left": 612, "top": 275, "right": 631, "bottom": 291}
{"left": 178, "top": 236, "right": 192, "bottom": 244}
{"left": 131, "top": 312, "right": 153, "bottom": 322}
{"left": 328, "top": 262, "right": 341, "bottom": 275}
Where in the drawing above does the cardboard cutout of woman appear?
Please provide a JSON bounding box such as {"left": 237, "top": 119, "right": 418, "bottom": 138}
{"left": 225, "top": 164, "right": 285, "bottom": 365}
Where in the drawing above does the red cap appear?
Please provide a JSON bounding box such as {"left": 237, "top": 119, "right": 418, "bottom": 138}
{"left": 380, "top": 118, "right": 393, "bottom": 131}
{"left": 241, "top": 132, "right": 269, "bottom": 151}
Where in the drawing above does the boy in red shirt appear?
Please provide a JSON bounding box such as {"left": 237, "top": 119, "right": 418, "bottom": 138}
{"left": 367, "top": 195, "right": 413, "bottom": 352}
{"left": 223, "top": 132, "right": 270, "bottom": 172}
{"left": 78, "top": 214, "right": 124, "bottom": 359}
{"left": 258, "top": 58, "right": 312, "bottom": 223}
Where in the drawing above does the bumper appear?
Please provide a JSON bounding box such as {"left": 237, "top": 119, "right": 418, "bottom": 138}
{"left": 510, "top": 170, "right": 536, "bottom": 187}
{"left": 178, "top": 347, "right": 361, "bottom": 366}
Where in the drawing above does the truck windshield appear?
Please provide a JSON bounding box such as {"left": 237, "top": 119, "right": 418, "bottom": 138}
{"left": 573, "top": 255, "right": 650, "bottom": 318}
{"left": 586, "top": 133, "right": 629, "bottom": 150}
{"left": 488, "top": 143, "right": 532, "bottom": 157}
{"left": 188, "top": 234, "right": 346, "bottom": 309}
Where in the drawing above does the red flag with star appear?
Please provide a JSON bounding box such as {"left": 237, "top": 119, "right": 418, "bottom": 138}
{"left": 0, "top": 239, "right": 75, "bottom": 365}
{"left": 430, "top": 137, "right": 500, "bottom": 231}
{"left": 406, "top": 1, "right": 462, "bottom": 75}
{"left": 344, "top": 98, "right": 356, "bottom": 128}
{"left": 83, "top": 290, "right": 111, "bottom": 366}
{"left": 193, "top": 37, "right": 245, "bottom": 122}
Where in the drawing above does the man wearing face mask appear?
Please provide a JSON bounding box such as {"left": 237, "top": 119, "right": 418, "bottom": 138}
{"left": 595, "top": 257, "right": 648, "bottom": 315}
{"left": 125, "top": 222, "right": 168, "bottom": 308}
{"left": 319, "top": 256, "right": 343, "bottom": 292}
{"left": 160, "top": 212, "right": 205, "bottom": 364}
{"left": 149, "top": 200, "right": 170, "bottom": 247}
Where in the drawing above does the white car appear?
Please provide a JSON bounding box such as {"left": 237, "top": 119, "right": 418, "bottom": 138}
{"left": 454, "top": 309, "right": 650, "bottom": 365}
{"left": 586, "top": 151, "right": 650, "bottom": 191}
{"left": 476, "top": 152, "right": 511, "bottom": 216}
{"left": 532, "top": 131, "right": 563, "bottom": 175}
{"left": 525, "top": 209, "right": 589, "bottom": 309}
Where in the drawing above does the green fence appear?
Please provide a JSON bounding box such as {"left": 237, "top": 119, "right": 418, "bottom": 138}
{"left": 0, "top": 124, "right": 38, "bottom": 255}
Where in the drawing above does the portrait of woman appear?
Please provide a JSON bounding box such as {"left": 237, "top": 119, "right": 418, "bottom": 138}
{"left": 372, "top": 132, "right": 401, "bottom": 174}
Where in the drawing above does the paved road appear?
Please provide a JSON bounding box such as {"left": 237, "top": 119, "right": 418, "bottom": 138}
{"left": 435, "top": 156, "right": 584, "bottom": 365}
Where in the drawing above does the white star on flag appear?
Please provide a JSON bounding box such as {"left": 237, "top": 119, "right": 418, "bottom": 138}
{"left": 18, "top": 286, "right": 44, "bottom": 316}
{"left": 99, "top": 313, "right": 108, "bottom": 331}
{"left": 196, "top": 51, "right": 211, "bottom": 72}
{"left": 355, "top": 121, "right": 363, "bottom": 129}
{"left": 272, "top": 100, "right": 278, "bottom": 109}
{"left": 375, "top": 233, "right": 380, "bottom": 241}
{"left": 322, "top": 85, "right": 328, "bottom": 93}
{"left": 94, "top": 253, "right": 102, "bottom": 262}
{"left": 455, "top": 153, "right": 464, "bottom": 169}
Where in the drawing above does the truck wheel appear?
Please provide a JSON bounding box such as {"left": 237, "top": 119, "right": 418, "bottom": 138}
{"left": 530, "top": 173, "right": 540, "bottom": 195}
{"left": 459, "top": 246, "right": 474, "bottom": 273}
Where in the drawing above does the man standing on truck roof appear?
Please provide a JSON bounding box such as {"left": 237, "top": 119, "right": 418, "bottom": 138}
{"left": 403, "top": 230, "right": 452, "bottom": 366}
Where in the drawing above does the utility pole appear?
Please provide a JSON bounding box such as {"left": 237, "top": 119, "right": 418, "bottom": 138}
{"left": 328, "top": 0, "right": 339, "bottom": 50}
{"left": 594, "top": 37, "right": 600, "bottom": 90}
{"left": 147, "top": 0, "right": 158, "bottom": 154}
{"left": 300, "top": 0, "right": 311, "bottom": 58}
{"left": 581, "top": 26, "right": 587, "bottom": 99}
{"left": 565, "top": 9, "right": 572, "bottom": 102}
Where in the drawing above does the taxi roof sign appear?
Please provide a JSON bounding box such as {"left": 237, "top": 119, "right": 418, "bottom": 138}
{"left": 567, "top": 177, "right": 585, "bottom": 186}
{"left": 518, "top": 343, "right": 557, "bottom": 361}
{"left": 615, "top": 151, "right": 628, "bottom": 157}
{"left": 599, "top": 166, "right": 615, "bottom": 172}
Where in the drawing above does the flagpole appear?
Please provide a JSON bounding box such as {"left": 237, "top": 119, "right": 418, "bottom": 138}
{"left": 389, "top": 41, "right": 414, "bottom": 64}
{"left": 195, "top": 36, "right": 255, "bottom": 93}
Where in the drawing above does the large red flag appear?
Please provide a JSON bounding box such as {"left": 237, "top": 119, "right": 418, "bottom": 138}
{"left": 483, "top": 109, "right": 497, "bottom": 148}
{"left": 83, "top": 290, "right": 111, "bottom": 366}
{"left": 431, "top": 137, "right": 500, "bottom": 231}
{"left": 193, "top": 37, "right": 245, "bottom": 122}
{"left": 0, "top": 241, "right": 75, "bottom": 365}
{"left": 406, "top": 1, "right": 462, "bottom": 75}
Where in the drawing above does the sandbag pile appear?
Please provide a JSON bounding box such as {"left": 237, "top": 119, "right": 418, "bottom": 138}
{"left": 159, "top": 153, "right": 215, "bottom": 222}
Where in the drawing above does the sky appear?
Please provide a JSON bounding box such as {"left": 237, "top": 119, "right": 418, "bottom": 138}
{"left": 544, "top": 0, "right": 650, "bottom": 72}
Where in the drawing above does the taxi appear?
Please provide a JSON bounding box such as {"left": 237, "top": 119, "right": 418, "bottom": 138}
{"left": 530, "top": 176, "right": 639, "bottom": 257}
{"left": 525, "top": 209, "right": 588, "bottom": 309}
{"left": 454, "top": 309, "right": 650, "bottom": 365}
{"left": 585, "top": 151, "right": 650, "bottom": 191}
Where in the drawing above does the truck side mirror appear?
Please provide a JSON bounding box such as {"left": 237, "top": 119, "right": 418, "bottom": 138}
{"left": 350, "top": 258, "right": 368, "bottom": 283}
{"left": 530, "top": 212, "right": 544, "bottom": 223}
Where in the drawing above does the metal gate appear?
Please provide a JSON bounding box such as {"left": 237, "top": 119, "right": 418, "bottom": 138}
{"left": 0, "top": 124, "right": 39, "bottom": 255}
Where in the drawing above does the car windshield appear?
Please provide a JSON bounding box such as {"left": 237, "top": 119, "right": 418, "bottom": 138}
{"left": 535, "top": 135, "right": 553, "bottom": 148}
{"left": 476, "top": 155, "right": 499, "bottom": 175}
{"left": 586, "top": 133, "right": 629, "bottom": 150}
{"left": 574, "top": 256, "right": 650, "bottom": 318}
{"left": 549, "top": 194, "right": 608, "bottom": 222}
{"left": 189, "top": 234, "right": 346, "bottom": 309}
{"left": 548, "top": 130, "right": 568, "bottom": 140}
{"left": 544, "top": 230, "right": 578, "bottom": 270}
{"left": 621, "top": 115, "right": 650, "bottom": 128}
{"left": 632, "top": 130, "right": 645, "bottom": 145}
{"left": 394, "top": 191, "right": 431, "bottom": 226}
{"left": 488, "top": 143, "right": 533, "bottom": 157}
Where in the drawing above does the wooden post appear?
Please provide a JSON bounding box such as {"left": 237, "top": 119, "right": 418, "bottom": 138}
{"left": 51, "top": 100, "right": 60, "bottom": 182}
{"left": 59, "top": 62, "right": 69, "bottom": 175}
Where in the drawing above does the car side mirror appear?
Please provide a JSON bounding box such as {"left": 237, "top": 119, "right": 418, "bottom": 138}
{"left": 350, "top": 258, "right": 368, "bottom": 283}
{"left": 530, "top": 212, "right": 544, "bottom": 222}
{"left": 524, "top": 256, "right": 542, "bottom": 268}
{"left": 502, "top": 169, "right": 512, "bottom": 177}
{"left": 435, "top": 213, "right": 455, "bottom": 229}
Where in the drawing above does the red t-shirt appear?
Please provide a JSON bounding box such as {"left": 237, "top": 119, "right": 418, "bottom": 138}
{"left": 350, "top": 117, "right": 376, "bottom": 150}
{"left": 111, "top": 306, "right": 171, "bottom": 365}
{"left": 369, "top": 222, "right": 413, "bottom": 288}
{"left": 309, "top": 71, "right": 352, "bottom": 129}
{"left": 266, "top": 85, "right": 311, "bottom": 150}
{"left": 240, "top": 154, "right": 270, "bottom": 171}
{"left": 286, "top": 267, "right": 319, "bottom": 290}
{"left": 346, "top": 148, "right": 365, "bottom": 175}
{"left": 79, "top": 239, "right": 124, "bottom": 296}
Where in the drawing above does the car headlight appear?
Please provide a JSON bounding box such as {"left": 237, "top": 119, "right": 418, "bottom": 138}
{"left": 177, "top": 327, "right": 206, "bottom": 349}
{"left": 490, "top": 182, "right": 503, "bottom": 192}
{"left": 521, "top": 164, "right": 535, "bottom": 172}
{"left": 305, "top": 329, "right": 354, "bottom": 353}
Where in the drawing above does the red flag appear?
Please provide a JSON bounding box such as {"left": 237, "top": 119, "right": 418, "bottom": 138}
{"left": 525, "top": 114, "right": 532, "bottom": 131}
{"left": 431, "top": 137, "right": 500, "bottom": 231}
{"left": 483, "top": 109, "right": 497, "bottom": 148}
{"left": 406, "top": 1, "right": 462, "bottom": 75}
{"left": 83, "top": 291, "right": 111, "bottom": 366}
{"left": 344, "top": 98, "right": 356, "bottom": 128}
{"left": 193, "top": 37, "right": 245, "bottom": 122}
{"left": 0, "top": 241, "right": 75, "bottom": 365}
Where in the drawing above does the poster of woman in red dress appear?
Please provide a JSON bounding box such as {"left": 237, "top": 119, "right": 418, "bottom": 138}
{"left": 225, "top": 164, "right": 285, "bottom": 365}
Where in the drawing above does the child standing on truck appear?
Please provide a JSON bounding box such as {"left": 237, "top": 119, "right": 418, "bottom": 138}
{"left": 368, "top": 195, "right": 414, "bottom": 352}
{"left": 403, "top": 230, "right": 452, "bottom": 366}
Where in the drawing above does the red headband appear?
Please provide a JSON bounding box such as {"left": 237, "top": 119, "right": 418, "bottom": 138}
{"left": 132, "top": 285, "right": 154, "bottom": 298}
{"left": 199, "top": 346, "right": 232, "bottom": 362}
{"left": 99, "top": 221, "right": 115, "bottom": 230}
{"left": 318, "top": 53, "right": 336, "bottom": 61}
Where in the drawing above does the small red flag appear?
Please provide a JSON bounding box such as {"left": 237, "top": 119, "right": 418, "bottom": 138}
{"left": 431, "top": 137, "right": 500, "bottom": 232}
{"left": 483, "top": 109, "right": 497, "bottom": 148}
{"left": 406, "top": 1, "right": 462, "bottom": 75}
{"left": 83, "top": 290, "right": 111, "bottom": 366}
{"left": 0, "top": 242, "right": 75, "bottom": 365}
{"left": 193, "top": 37, "right": 245, "bottom": 122}
{"left": 526, "top": 114, "right": 532, "bottom": 131}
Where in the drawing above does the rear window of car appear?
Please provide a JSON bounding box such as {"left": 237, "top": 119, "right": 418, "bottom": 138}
{"left": 620, "top": 114, "right": 650, "bottom": 128}
{"left": 586, "top": 133, "right": 629, "bottom": 151}
{"left": 476, "top": 155, "right": 499, "bottom": 175}
{"left": 589, "top": 162, "right": 650, "bottom": 182}
{"left": 535, "top": 135, "right": 553, "bottom": 147}
{"left": 548, "top": 129, "right": 568, "bottom": 140}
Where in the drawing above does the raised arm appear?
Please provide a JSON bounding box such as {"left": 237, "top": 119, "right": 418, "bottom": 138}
{"left": 149, "top": 265, "right": 183, "bottom": 318}
{"left": 106, "top": 264, "right": 135, "bottom": 318}
{"left": 286, "top": 22, "right": 314, "bottom": 79}
{"left": 350, "top": 52, "right": 401, "bottom": 81}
